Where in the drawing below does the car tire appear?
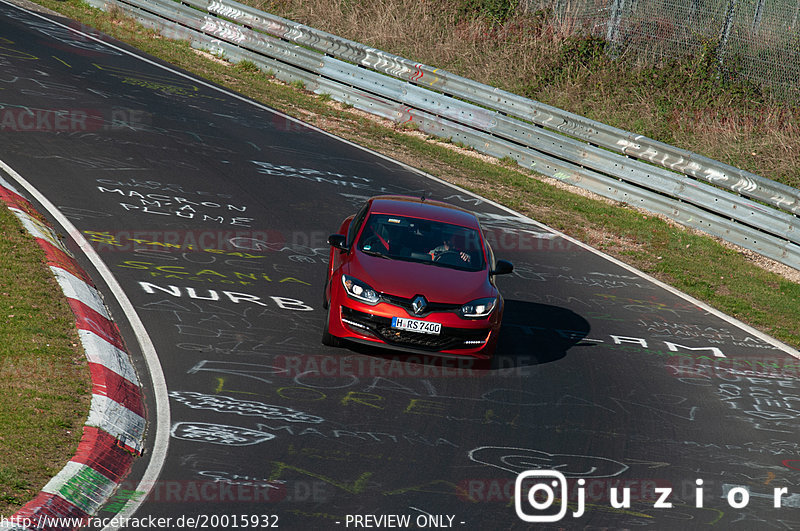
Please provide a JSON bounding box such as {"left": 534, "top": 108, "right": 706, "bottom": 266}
{"left": 321, "top": 306, "right": 342, "bottom": 348}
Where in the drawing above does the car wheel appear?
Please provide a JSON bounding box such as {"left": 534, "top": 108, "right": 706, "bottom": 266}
{"left": 322, "top": 279, "right": 329, "bottom": 310}
{"left": 321, "top": 306, "right": 342, "bottom": 348}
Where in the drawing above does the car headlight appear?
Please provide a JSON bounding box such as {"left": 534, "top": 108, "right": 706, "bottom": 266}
{"left": 341, "top": 275, "right": 380, "bottom": 305}
{"left": 460, "top": 297, "right": 497, "bottom": 318}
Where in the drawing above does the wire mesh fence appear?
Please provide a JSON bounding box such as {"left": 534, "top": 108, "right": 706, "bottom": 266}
{"left": 525, "top": 0, "right": 800, "bottom": 102}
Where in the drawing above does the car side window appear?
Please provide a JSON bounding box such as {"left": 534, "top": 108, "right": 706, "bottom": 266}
{"left": 347, "top": 203, "right": 369, "bottom": 247}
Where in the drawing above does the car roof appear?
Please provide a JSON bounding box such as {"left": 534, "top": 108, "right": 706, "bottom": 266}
{"left": 367, "top": 195, "right": 480, "bottom": 229}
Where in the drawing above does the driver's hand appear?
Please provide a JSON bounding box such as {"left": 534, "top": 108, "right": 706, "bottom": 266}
{"left": 459, "top": 251, "right": 470, "bottom": 262}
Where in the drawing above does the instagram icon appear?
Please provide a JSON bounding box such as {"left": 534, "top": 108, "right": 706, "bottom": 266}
{"left": 515, "top": 471, "right": 584, "bottom": 522}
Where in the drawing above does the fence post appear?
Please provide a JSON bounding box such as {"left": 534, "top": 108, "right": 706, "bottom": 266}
{"left": 751, "top": 0, "right": 765, "bottom": 32}
{"left": 717, "top": 0, "right": 736, "bottom": 68}
{"left": 606, "top": 0, "right": 626, "bottom": 57}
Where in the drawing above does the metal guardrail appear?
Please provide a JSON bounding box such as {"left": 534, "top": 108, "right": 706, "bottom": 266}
{"left": 86, "top": 0, "right": 800, "bottom": 270}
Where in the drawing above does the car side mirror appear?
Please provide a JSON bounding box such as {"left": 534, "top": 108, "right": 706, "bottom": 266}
{"left": 328, "top": 234, "right": 349, "bottom": 252}
{"left": 491, "top": 260, "right": 513, "bottom": 276}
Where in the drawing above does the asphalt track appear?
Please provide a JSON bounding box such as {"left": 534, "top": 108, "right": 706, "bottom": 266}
{"left": 2, "top": 2, "right": 800, "bottom": 529}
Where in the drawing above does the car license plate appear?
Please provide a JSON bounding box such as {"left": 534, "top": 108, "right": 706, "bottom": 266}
{"left": 391, "top": 317, "right": 441, "bottom": 335}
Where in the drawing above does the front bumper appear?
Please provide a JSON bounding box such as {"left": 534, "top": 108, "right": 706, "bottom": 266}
{"left": 342, "top": 307, "right": 491, "bottom": 351}
{"left": 328, "top": 296, "right": 499, "bottom": 358}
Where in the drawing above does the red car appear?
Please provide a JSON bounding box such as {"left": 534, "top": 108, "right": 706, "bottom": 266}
{"left": 322, "top": 195, "right": 513, "bottom": 358}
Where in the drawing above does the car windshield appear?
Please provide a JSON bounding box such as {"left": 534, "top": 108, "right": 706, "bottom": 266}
{"left": 357, "top": 214, "right": 486, "bottom": 272}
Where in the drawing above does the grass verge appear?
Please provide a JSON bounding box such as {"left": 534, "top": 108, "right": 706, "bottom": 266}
{"left": 0, "top": 206, "right": 90, "bottom": 516}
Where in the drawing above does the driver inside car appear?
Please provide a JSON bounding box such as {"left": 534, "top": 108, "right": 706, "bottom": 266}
{"left": 429, "top": 233, "right": 471, "bottom": 264}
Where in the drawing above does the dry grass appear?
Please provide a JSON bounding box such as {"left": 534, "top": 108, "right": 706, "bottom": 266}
{"left": 255, "top": 0, "right": 800, "bottom": 188}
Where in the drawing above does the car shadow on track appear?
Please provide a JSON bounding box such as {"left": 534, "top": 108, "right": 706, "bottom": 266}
{"left": 493, "top": 299, "right": 590, "bottom": 369}
{"left": 334, "top": 300, "right": 590, "bottom": 372}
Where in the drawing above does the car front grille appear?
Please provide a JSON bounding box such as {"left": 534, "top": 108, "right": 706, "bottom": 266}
{"left": 342, "top": 307, "right": 489, "bottom": 351}
{"left": 379, "top": 293, "right": 461, "bottom": 316}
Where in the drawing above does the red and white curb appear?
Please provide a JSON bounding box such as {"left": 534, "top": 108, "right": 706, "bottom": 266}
{"left": 0, "top": 177, "right": 145, "bottom": 530}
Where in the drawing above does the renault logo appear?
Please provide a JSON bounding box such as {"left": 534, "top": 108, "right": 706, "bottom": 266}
{"left": 411, "top": 295, "right": 427, "bottom": 315}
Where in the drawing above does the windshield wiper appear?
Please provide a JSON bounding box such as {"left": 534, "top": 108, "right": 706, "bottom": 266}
{"left": 360, "top": 248, "right": 394, "bottom": 260}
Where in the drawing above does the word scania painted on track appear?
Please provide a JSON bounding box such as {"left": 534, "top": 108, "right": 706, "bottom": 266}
{"left": 120, "top": 261, "right": 310, "bottom": 286}
{"left": 139, "top": 282, "right": 313, "bottom": 310}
